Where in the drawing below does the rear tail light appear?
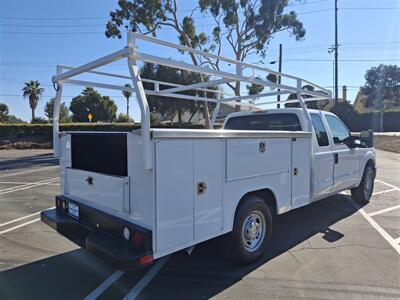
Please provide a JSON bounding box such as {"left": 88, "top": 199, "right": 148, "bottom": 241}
{"left": 132, "top": 231, "right": 142, "bottom": 247}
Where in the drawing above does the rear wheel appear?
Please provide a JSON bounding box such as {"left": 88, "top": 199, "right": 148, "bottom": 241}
{"left": 351, "top": 164, "right": 375, "bottom": 204}
{"left": 220, "top": 195, "right": 272, "bottom": 264}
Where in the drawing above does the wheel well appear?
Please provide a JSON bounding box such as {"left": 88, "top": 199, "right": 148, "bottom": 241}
{"left": 365, "top": 159, "right": 376, "bottom": 175}
{"left": 238, "top": 189, "right": 277, "bottom": 216}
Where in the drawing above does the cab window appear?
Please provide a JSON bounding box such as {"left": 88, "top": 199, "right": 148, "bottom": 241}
{"left": 310, "top": 113, "right": 329, "bottom": 147}
{"left": 224, "top": 113, "right": 302, "bottom": 131}
{"left": 325, "top": 115, "right": 350, "bottom": 144}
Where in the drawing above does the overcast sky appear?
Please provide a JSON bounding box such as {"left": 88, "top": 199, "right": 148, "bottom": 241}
{"left": 1, "top": 0, "right": 399, "bottom": 121}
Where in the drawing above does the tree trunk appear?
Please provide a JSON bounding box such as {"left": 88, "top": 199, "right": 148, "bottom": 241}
{"left": 31, "top": 108, "right": 35, "bottom": 121}
{"left": 178, "top": 108, "right": 182, "bottom": 124}
{"left": 203, "top": 103, "right": 210, "bottom": 128}
{"left": 126, "top": 97, "right": 130, "bottom": 117}
{"left": 380, "top": 109, "right": 384, "bottom": 132}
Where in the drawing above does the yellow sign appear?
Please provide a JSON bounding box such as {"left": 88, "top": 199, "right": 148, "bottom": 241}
{"left": 88, "top": 113, "right": 93, "bottom": 122}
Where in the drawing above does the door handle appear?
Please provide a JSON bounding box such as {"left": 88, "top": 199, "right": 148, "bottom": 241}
{"left": 334, "top": 153, "right": 338, "bottom": 164}
{"left": 196, "top": 182, "right": 207, "bottom": 196}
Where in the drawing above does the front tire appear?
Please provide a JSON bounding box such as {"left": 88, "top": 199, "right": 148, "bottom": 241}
{"left": 220, "top": 195, "right": 272, "bottom": 264}
{"left": 351, "top": 164, "right": 375, "bottom": 204}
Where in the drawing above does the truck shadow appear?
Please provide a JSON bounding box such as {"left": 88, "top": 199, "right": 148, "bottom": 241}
{"left": 144, "top": 194, "right": 362, "bottom": 299}
{"left": 0, "top": 194, "right": 361, "bottom": 299}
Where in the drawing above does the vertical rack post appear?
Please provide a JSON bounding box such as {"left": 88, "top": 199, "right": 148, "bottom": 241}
{"left": 127, "top": 32, "right": 153, "bottom": 169}
{"left": 296, "top": 79, "right": 312, "bottom": 132}
{"left": 53, "top": 65, "right": 63, "bottom": 158}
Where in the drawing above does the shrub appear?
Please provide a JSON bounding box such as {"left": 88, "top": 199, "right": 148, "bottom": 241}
{"left": 0, "top": 123, "right": 205, "bottom": 138}
{"left": 31, "top": 117, "right": 49, "bottom": 124}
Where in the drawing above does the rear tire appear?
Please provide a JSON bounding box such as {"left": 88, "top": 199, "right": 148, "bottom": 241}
{"left": 220, "top": 195, "right": 272, "bottom": 264}
{"left": 351, "top": 164, "right": 375, "bottom": 204}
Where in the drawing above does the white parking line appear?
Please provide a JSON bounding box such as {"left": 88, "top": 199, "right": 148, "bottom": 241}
{"left": 368, "top": 204, "right": 400, "bottom": 217}
{"left": 394, "top": 237, "right": 400, "bottom": 244}
{"left": 372, "top": 188, "right": 397, "bottom": 196}
{"left": 375, "top": 179, "right": 400, "bottom": 191}
{"left": 0, "top": 206, "right": 55, "bottom": 228}
{"left": 0, "top": 178, "right": 59, "bottom": 195}
{"left": 0, "top": 218, "right": 41, "bottom": 235}
{"left": 123, "top": 256, "right": 170, "bottom": 300}
{"left": 0, "top": 178, "right": 58, "bottom": 193}
{"left": 0, "top": 166, "right": 58, "bottom": 178}
{"left": 354, "top": 178, "right": 400, "bottom": 256}
{"left": 83, "top": 270, "right": 125, "bottom": 300}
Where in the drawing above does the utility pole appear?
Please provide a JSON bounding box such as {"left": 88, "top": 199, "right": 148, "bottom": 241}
{"left": 334, "top": 0, "right": 339, "bottom": 104}
{"left": 277, "top": 43, "right": 282, "bottom": 108}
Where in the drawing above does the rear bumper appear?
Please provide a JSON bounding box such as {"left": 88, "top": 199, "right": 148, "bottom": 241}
{"left": 41, "top": 196, "right": 153, "bottom": 270}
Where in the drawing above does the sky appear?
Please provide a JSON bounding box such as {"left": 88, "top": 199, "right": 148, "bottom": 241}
{"left": 0, "top": 0, "right": 399, "bottom": 122}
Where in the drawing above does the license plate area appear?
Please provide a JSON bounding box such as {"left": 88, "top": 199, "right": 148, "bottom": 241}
{"left": 68, "top": 202, "right": 80, "bottom": 219}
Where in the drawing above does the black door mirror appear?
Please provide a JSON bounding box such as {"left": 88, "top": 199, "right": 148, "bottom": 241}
{"left": 342, "top": 135, "right": 359, "bottom": 148}
{"left": 360, "top": 130, "right": 374, "bottom": 148}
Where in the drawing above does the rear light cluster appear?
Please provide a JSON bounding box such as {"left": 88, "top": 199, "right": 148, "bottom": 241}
{"left": 122, "top": 227, "right": 143, "bottom": 247}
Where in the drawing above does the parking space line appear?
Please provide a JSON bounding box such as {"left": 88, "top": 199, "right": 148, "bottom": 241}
{"left": 0, "top": 178, "right": 59, "bottom": 195}
{"left": 357, "top": 208, "right": 400, "bottom": 255}
{"left": 0, "top": 178, "right": 58, "bottom": 193}
{"left": 368, "top": 204, "right": 400, "bottom": 217}
{"left": 123, "top": 256, "right": 170, "bottom": 300}
{"left": 372, "top": 188, "right": 397, "bottom": 196}
{"left": 0, "top": 166, "right": 58, "bottom": 178}
{"left": 353, "top": 179, "right": 400, "bottom": 256}
{"left": 375, "top": 179, "right": 400, "bottom": 191}
{"left": 0, "top": 206, "right": 55, "bottom": 228}
{"left": 0, "top": 218, "right": 40, "bottom": 235}
{"left": 394, "top": 237, "right": 400, "bottom": 244}
{"left": 83, "top": 270, "right": 125, "bottom": 300}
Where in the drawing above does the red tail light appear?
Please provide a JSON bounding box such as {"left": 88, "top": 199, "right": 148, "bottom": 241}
{"left": 132, "top": 231, "right": 142, "bottom": 247}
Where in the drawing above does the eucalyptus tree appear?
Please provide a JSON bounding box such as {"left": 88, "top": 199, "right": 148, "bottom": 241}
{"left": 106, "top": 0, "right": 305, "bottom": 120}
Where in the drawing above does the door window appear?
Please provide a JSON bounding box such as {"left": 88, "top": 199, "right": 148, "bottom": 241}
{"left": 325, "top": 115, "right": 350, "bottom": 144}
{"left": 310, "top": 113, "right": 329, "bottom": 147}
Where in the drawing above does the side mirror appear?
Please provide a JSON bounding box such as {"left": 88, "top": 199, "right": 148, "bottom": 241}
{"left": 342, "top": 135, "right": 358, "bottom": 148}
{"left": 361, "top": 130, "right": 374, "bottom": 148}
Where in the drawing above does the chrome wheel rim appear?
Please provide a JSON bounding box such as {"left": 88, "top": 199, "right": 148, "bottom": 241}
{"left": 241, "top": 210, "right": 266, "bottom": 252}
{"left": 363, "top": 168, "right": 373, "bottom": 199}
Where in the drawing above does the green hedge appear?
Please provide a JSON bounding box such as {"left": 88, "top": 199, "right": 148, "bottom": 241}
{"left": 0, "top": 123, "right": 206, "bottom": 138}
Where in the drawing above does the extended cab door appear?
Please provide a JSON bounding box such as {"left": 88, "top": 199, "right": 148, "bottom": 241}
{"left": 310, "top": 113, "right": 334, "bottom": 199}
{"left": 324, "top": 114, "right": 361, "bottom": 192}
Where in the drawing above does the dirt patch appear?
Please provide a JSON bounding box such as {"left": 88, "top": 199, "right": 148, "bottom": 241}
{"left": 0, "top": 136, "right": 52, "bottom": 150}
{"left": 374, "top": 135, "right": 400, "bottom": 153}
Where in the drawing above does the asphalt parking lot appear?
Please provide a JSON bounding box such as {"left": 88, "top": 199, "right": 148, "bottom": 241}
{"left": 0, "top": 149, "right": 399, "bottom": 299}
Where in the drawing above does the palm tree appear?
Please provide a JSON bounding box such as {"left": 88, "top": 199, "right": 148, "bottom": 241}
{"left": 122, "top": 84, "right": 132, "bottom": 116}
{"left": 22, "top": 80, "right": 44, "bottom": 121}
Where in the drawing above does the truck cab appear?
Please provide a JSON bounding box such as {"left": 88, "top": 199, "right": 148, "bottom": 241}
{"left": 223, "top": 108, "right": 376, "bottom": 203}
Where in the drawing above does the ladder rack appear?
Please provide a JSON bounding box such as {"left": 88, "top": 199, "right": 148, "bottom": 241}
{"left": 52, "top": 32, "right": 332, "bottom": 169}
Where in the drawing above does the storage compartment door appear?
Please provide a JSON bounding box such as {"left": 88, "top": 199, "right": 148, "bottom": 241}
{"left": 155, "top": 140, "right": 194, "bottom": 252}
{"left": 291, "top": 138, "right": 311, "bottom": 208}
{"left": 194, "top": 140, "right": 223, "bottom": 240}
{"left": 64, "top": 168, "right": 129, "bottom": 214}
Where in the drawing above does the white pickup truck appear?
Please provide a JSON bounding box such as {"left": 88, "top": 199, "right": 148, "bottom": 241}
{"left": 41, "top": 33, "right": 375, "bottom": 269}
